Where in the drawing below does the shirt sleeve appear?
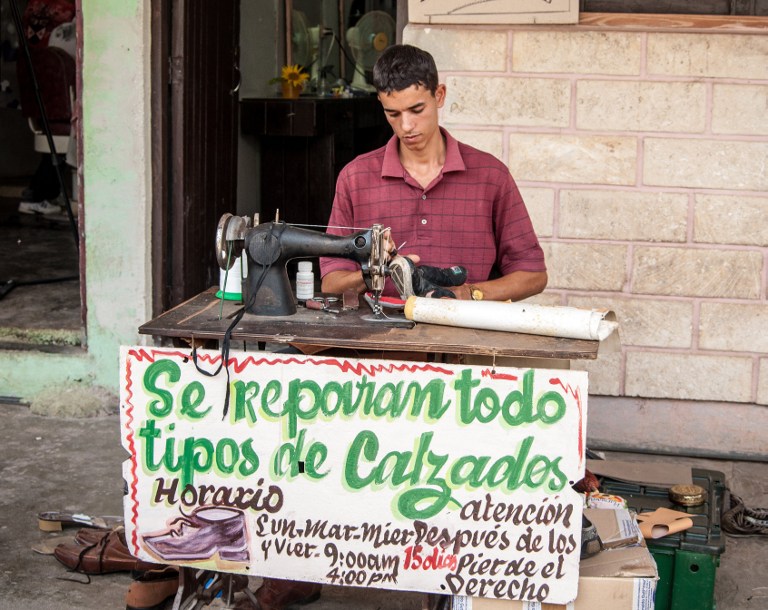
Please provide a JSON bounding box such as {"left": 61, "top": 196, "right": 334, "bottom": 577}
{"left": 493, "top": 173, "right": 547, "bottom": 275}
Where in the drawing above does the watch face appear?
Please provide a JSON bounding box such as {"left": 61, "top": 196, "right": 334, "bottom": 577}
{"left": 471, "top": 288, "right": 483, "bottom": 301}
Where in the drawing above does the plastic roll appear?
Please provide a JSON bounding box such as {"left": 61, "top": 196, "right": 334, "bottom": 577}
{"left": 403, "top": 297, "right": 618, "bottom": 341}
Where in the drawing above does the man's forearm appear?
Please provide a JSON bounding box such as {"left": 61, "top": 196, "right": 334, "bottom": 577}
{"left": 455, "top": 270, "right": 548, "bottom": 302}
{"left": 322, "top": 268, "right": 547, "bottom": 302}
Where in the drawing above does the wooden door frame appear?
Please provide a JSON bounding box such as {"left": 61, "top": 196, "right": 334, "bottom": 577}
{"left": 150, "top": 0, "right": 240, "bottom": 315}
{"left": 150, "top": 0, "right": 171, "bottom": 317}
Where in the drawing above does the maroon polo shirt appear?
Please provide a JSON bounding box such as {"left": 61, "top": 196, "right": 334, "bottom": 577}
{"left": 320, "top": 128, "right": 545, "bottom": 297}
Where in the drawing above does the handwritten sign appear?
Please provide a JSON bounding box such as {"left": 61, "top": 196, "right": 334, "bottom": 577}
{"left": 408, "top": 0, "right": 579, "bottom": 25}
{"left": 120, "top": 346, "right": 587, "bottom": 603}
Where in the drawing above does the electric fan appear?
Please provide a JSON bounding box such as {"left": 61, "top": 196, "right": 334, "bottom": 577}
{"left": 308, "top": 26, "right": 321, "bottom": 85}
{"left": 346, "top": 10, "right": 395, "bottom": 92}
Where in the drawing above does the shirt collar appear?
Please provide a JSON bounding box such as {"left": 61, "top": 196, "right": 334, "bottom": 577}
{"left": 381, "top": 127, "right": 466, "bottom": 178}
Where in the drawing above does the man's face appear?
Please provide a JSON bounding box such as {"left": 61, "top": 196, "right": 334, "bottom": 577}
{"left": 378, "top": 84, "right": 446, "bottom": 153}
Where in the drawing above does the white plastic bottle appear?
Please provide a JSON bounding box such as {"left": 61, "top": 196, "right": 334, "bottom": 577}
{"left": 296, "top": 261, "right": 314, "bottom": 301}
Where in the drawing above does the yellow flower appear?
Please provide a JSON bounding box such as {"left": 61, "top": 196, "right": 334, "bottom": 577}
{"left": 280, "top": 64, "right": 309, "bottom": 87}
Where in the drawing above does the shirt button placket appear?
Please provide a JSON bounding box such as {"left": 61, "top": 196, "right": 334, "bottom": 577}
{"left": 418, "top": 192, "right": 428, "bottom": 236}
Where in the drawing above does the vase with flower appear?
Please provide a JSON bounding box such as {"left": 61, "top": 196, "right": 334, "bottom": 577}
{"left": 269, "top": 64, "right": 309, "bottom": 99}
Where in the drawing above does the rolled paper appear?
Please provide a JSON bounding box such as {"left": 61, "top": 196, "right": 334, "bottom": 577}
{"left": 403, "top": 296, "right": 618, "bottom": 341}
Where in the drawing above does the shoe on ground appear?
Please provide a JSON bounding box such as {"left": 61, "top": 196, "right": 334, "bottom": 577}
{"left": 255, "top": 577, "right": 322, "bottom": 610}
{"left": 53, "top": 529, "right": 159, "bottom": 575}
{"left": 126, "top": 566, "right": 179, "bottom": 610}
{"left": 75, "top": 525, "right": 124, "bottom": 546}
{"left": 18, "top": 200, "right": 63, "bottom": 215}
{"left": 388, "top": 256, "right": 467, "bottom": 299}
{"left": 37, "top": 510, "right": 124, "bottom": 532}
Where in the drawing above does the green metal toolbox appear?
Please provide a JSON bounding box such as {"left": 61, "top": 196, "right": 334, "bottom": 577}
{"left": 600, "top": 468, "right": 726, "bottom": 610}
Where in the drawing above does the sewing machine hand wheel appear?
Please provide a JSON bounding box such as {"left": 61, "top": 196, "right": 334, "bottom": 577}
{"left": 215, "top": 213, "right": 250, "bottom": 269}
{"left": 247, "top": 229, "right": 283, "bottom": 266}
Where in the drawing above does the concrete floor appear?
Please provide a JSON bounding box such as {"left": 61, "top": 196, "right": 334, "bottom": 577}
{"left": 0, "top": 194, "right": 82, "bottom": 349}
{"left": 1, "top": 401, "right": 767, "bottom": 610}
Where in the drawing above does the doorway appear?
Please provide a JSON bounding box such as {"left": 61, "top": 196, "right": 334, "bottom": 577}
{"left": 152, "top": 0, "right": 240, "bottom": 314}
{"left": 0, "top": 0, "right": 241, "bottom": 350}
{"left": 0, "top": 0, "right": 82, "bottom": 351}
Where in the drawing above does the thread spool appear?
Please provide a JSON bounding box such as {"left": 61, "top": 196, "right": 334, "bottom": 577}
{"left": 217, "top": 256, "right": 246, "bottom": 301}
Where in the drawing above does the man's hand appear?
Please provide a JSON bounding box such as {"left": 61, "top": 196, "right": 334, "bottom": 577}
{"left": 383, "top": 229, "right": 398, "bottom": 260}
{"left": 321, "top": 253, "right": 421, "bottom": 295}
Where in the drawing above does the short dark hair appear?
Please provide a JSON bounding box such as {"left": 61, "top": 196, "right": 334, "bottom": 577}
{"left": 372, "top": 44, "right": 439, "bottom": 95}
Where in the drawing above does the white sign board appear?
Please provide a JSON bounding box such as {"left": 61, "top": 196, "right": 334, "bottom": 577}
{"left": 408, "top": 0, "right": 579, "bottom": 25}
{"left": 120, "top": 346, "right": 587, "bottom": 604}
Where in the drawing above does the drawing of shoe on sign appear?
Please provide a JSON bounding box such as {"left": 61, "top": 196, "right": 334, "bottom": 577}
{"left": 142, "top": 506, "right": 250, "bottom": 567}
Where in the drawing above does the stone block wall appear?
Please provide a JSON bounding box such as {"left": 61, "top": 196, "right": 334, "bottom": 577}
{"left": 405, "top": 24, "right": 768, "bottom": 405}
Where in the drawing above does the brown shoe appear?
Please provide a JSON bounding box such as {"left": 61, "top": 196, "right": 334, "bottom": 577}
{"left": 74, "top": 526, "right": 123, "bottom": 546}
{"left": 53, "top": 529, "right": 160, "bottom": 575}
{"left": 126, "top": 566, "right": 179, "bottom": 610}
{"left": 255, "top": 578, "right": 322, "bottom": 610}
{"left": 37, "top": 510, "right": 123, "bottom": 532}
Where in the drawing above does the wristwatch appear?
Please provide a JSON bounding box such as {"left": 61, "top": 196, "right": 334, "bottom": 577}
{"left": 468, "top": 285, "right": 484, "bottom": 301}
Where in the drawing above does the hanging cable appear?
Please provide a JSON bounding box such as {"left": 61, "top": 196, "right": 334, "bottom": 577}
{"left": 192, "top": 222, "right": 285, "bottom": 419}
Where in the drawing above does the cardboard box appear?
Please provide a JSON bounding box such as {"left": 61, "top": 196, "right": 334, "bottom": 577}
{"left": 408, "top": 0, "right": 579, "bottom": 25}
{"left": 584, "top": 507, "right": 643, "bottom": 549}
{"left": 433, "top": 545, "right": 657, "bottom": 610}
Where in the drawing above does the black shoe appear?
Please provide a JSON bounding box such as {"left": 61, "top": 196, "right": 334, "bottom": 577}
{"left": 388, "top": 256, "right": 467, "bottom": 299}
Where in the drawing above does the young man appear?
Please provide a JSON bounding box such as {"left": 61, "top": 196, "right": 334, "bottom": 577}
{"left": 320, "top": 44, "right": 547, "bottom": 301}
{"left": 255, "top": 44, "right": 548, "bottom": 610}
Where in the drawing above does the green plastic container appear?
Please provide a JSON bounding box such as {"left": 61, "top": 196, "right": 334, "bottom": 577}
{"left": 601, "top": 468, "right": 726, "bottom": 610}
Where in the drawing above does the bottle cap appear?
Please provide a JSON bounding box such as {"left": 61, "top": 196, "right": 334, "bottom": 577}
{"left": 298, "top": 261, "right": 313, "bottom": 272}
{"left": 669, "top": 484, "right": 706, "bottom": 507}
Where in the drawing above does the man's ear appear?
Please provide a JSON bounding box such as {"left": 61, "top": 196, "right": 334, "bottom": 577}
{"left": 435, "top": 84, "right": 447, "bottom": 107}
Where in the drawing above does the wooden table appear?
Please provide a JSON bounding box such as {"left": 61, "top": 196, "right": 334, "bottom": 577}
{"left": 140, "top": 288, "right": 599, "bottom": 361}
{"left": 137, "top": 288, "right": 598, "bottom": 606}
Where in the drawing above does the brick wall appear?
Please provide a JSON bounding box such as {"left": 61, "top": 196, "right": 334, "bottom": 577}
{"left": 405, "top": 24, "right": 768, "bottom": 405}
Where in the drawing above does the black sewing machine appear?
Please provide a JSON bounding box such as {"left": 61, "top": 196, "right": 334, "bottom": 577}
{"left": 215, "top": 214, "right": 387, "bottom": 317}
